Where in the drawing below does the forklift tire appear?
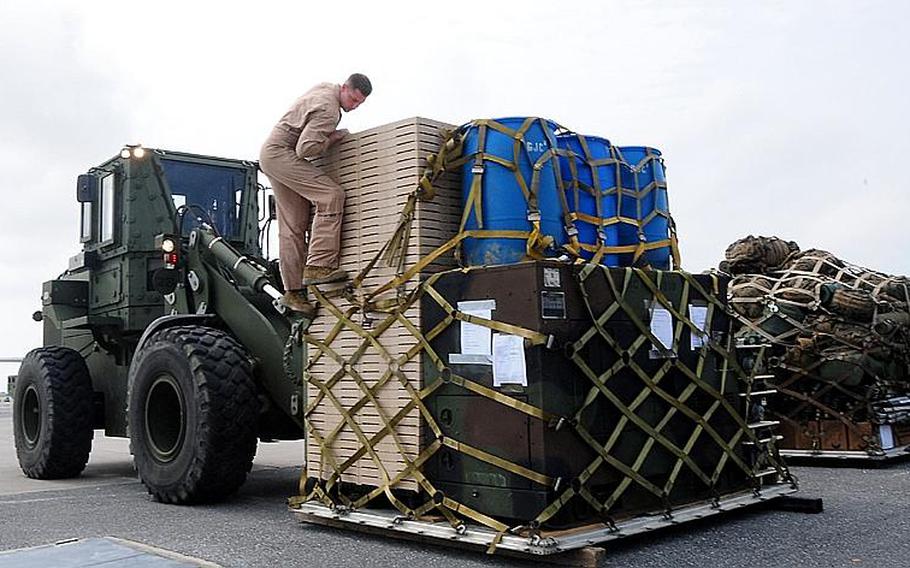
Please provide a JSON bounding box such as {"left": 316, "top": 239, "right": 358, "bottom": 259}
{"left": 13, "top": 347, "right": 94, "bottom": 479}
{"left": 128, "top": 325, "right": 259, "bottom": 504}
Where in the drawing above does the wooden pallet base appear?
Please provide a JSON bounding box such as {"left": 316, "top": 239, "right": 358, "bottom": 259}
{"left": 290, "top": 482, "right": 797, "bottom": 564}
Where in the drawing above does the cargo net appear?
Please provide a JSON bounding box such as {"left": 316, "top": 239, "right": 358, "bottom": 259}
{"left": 722, "top": 236, "right": 910, "bottom": 453}
{"left": 293, "top": 186, "right": 791, "bottom": 551}
{"left": 417, "top": 117, "right": 681, "bottom": 268}
{"left": 296, "top": 266, "right": 792, "bottom": 550}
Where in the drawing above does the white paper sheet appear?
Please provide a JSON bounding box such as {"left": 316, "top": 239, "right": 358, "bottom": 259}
{"left": 493, "top": 333, "right": 528, "bottom": 386}
{"left": 689, "top": 305, "right": 709, "bottom": 350}
{"left": 880, "top": 424, "right": 895, "bottom": 450}
{"left": 458, "top": 300, "right": 495, "bottom": 356}
{"left": 650, "top": 307, "right": 674, "bottom": 352}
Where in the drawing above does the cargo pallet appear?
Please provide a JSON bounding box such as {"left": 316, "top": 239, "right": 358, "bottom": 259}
{"left": 734, "top": 342, "right": 910, "bottom": 465}
{"left": 291, "top": 483, "right": 797, "bottom": 563}
{"left": 774, "top": 418, "right": 910, "bottom": 463}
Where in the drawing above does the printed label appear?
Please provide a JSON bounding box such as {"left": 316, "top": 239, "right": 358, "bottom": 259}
{"left": 526, "top": 140, "right": 548, "bottom": 154}
{"left": 543, "top": 267, "right": 561, "bottom": 289}
{"left": 541, "top": 291, "right": 566, "bottom": 319}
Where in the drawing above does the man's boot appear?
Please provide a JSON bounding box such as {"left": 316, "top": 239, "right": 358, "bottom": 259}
{"left": 303, "top": 265, "right": 349, "bottom": 286}
{"left": 279, "top": 290, "right": 317, "bottom": 319}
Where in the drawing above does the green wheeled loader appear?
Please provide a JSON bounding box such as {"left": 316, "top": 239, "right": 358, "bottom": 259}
{"left": 14, "top": 145, "right": 308, "bottom": 503}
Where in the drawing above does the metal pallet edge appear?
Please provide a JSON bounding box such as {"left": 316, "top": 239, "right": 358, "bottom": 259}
{"left": 289, "top": 483, "right": 797, "bottom": 558}
{"left": 780, "top": 443, "right": 910, "bottom": 461}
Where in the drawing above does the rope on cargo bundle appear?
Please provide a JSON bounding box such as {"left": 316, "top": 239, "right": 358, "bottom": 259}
{"left": 570, "top": 142, "right": 681, "bottom": 266}
{"left": 295, "top": 267, "right": 556, "bottom": 551}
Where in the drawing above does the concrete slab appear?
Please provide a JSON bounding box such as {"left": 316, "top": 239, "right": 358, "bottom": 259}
{"left": 0, "top": 536, "right": 219, "bottom": 567}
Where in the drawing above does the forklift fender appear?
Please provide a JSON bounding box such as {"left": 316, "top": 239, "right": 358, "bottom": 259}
{"left": 134, "top": 314, "right": 219, "bottom": 355}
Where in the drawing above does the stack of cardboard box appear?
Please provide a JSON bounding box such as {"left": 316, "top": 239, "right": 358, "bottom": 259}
{"left": 306, "top": 117, "right": 461, "bottom": 491}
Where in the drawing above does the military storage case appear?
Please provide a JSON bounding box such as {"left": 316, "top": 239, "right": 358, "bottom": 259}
{"left": 421, "top": 263, "right": 760, "bottom": 522}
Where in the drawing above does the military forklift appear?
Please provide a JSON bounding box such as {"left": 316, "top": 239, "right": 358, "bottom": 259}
{"left": 13, "top": 145, "right": 308, "bottom": 503}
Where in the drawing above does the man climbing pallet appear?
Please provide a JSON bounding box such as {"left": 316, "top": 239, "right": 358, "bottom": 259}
{"left": 260, "top": 73, "right": 373, "bottom": 316}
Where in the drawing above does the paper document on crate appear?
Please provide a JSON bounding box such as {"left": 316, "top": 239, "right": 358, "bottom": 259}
{"left": 650, "top": 307, "right": 674, "bottom": 351}
{"left": 492, "top": 333, "right": 527, "bottom": 386}
{"left": 458, "top": 300, "right": 495, "bottom": 357}
{"left": 689, "top": 305, "right": 709, "bottom": 349}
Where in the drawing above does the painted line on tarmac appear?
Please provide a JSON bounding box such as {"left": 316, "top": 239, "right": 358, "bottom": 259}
{"left": 0, "top": 487, "right": 142, "bottom": 505}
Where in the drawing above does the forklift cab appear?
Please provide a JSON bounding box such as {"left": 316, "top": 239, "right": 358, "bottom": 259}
{"left": 71, "top": 147, "right": 263, "bottom": 327}
{"left": 77, "top": 147, "right": 260, "bottom": 248}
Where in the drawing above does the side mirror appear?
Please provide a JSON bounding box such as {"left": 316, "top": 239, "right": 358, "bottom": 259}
{"left": 76, "top": 174, "right": 97, "bottom": 203}
{"left": 267, "top": 194, "right": 277, "bottom": 221}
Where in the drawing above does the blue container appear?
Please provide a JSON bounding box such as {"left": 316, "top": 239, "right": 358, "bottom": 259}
{"left": 615, "top": 146, "right": 671, "bottom": 269}
{"left": 555, "top": 134, "right": 621, "bottom": 266}
{"left": 460, "top": 117, "right": 566, "bottom": 266}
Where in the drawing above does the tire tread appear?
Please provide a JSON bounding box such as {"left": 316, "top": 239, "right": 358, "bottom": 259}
{"left": 131, "top": 325, "right": 259, "bottom": 504}
{"left": 15, "top": 347, "right": 94, "bottom": 479}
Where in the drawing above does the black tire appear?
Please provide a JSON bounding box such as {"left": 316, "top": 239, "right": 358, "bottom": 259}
{"left": 13, "top": 347, "right": 94, "bottom": 479}
{"left": 128, "top": 325, "right": 259, "bottom": 504}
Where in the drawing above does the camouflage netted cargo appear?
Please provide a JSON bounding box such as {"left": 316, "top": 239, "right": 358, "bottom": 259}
{"left": 724, "top": 235, "right": 799, "bottom": 275}
{"left": 721, "top": 239, "right": 910, "bottom": 456}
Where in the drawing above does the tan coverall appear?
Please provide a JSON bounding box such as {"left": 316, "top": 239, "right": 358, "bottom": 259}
{"left": 260, "top": 82, "right": 345, "bottom": 291}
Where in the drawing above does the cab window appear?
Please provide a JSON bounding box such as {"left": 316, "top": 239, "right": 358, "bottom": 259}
{"left": 80, "top": 201, "right": 92, "bottom": 242}
{"left": 159, "top": 159, "right": 246, "bottom": 237}
{"left": 99, "top": 173, "right": 115, "bottom": 243}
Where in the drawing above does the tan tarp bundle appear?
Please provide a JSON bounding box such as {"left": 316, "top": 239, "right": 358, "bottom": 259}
{"left": 721, "top": 236, "right": 910, "bottom": 449}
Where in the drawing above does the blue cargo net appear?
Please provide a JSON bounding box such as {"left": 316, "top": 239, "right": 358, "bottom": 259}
{"left": 159, "top": 158, "right": 247, "bottom": 237}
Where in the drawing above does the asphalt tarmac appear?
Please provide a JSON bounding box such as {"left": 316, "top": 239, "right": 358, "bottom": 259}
{"left": 1, "top": 400, "right": 908, "bottom": 567}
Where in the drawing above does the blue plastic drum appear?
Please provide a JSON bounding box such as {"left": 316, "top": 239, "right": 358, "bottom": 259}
{"left": 615, "top": 146, "right": 671, "bottom": 269}
{"left": 555, "top": 134, "right": 621, "bottom": 266}
{"left": 460, "top": 117, "right": 566, "bottom": 266}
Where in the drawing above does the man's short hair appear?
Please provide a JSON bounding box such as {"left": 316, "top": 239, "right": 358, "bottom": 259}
{"left": 345, "top": 73, "right": 372, "bottom": 97}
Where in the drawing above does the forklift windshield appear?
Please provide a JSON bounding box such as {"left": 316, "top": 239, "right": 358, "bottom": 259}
{"left": 159, "top": 158, "right": 247, "bottom": 237}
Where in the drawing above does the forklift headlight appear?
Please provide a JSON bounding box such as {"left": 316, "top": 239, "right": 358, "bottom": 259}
{"left": 120, "top": 144, "right": 146, "bottom": 159}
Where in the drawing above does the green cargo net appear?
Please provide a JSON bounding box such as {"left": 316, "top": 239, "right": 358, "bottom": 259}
{"left": 293, "top": 265, "right": 791, "bottom": 552}
{"left": 724, "top": 238, "right": 910, "bottom": 454}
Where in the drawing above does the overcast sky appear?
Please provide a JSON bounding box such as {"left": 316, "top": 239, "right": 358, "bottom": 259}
{"left": 0, "top": 0, "right": 907, "bottom": 359}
